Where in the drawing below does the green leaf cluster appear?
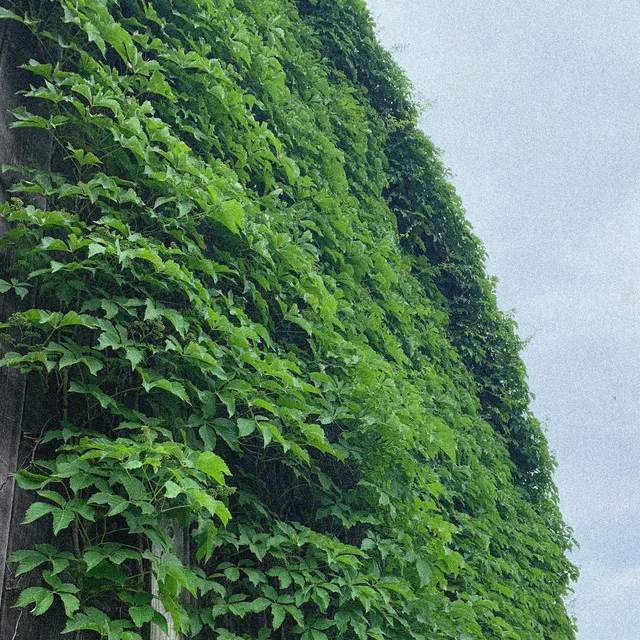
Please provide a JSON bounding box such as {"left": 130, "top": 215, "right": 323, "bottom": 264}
{"left": 1, "top": 0, "right": 576, "bottom": 638}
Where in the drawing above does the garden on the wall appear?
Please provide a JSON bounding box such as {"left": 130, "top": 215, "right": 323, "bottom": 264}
{"left": 0, "top": 0, "right": 577, "bottom": 638}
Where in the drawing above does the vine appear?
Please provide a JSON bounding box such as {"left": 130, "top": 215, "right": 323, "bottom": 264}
{"left": 0, "top": 0, "right": 576, "bottom": 638}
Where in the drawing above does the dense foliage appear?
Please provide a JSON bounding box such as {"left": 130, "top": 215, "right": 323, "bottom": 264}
{"left": 0, "top": 0, "right": 577, "bottom": 638}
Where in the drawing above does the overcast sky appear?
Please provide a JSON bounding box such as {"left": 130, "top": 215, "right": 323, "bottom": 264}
{"left": 365, "top": 1, "right": 640, "bottom": 637}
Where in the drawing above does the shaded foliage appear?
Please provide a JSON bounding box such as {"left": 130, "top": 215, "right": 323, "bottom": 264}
{"left": 0, "top": 0, "right": 576, "bottom": 638}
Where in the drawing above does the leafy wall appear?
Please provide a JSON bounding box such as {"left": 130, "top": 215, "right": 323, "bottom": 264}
{"left": 0, "top": 0, "right": 577, "bottom": 638}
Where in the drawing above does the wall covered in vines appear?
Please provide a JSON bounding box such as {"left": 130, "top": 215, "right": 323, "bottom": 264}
{"left": 0, "top": 0, "right": 577, "bottom": 638}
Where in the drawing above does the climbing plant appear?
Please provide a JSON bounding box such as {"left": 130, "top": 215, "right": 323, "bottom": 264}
{"left": 0, "top": 0, "right": 576, "bottom": 638}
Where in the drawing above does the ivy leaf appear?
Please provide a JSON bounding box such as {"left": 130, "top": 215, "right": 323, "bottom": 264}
{"left": 196, "top": 451, "right": 231, "bottom": 484}
{"left": 0, "top": 8, "right": 22, "bottom": 21}
{"left": 242, "top": 568, "right": 264, "bottom": 586}
{"left": 164, "top": 480, "right": 182, "bottom": 498}
{"left": 57, "top": 311, "right": 98, "bottom": 329}
{"left": 248, "top": 597, "right": 270, "bottom": 613}
{"left": 271, "top": 604, "right": 286, "bottom": 630}
{"left": 70, "top": 472, "right": 97, "bottom": 493}
{"left": 51, "top": 557, "right": 71, "bottom": 576}
{"left": 40, "top": 236, "right": 69, "bottom": 251}
{"left": 162, "top": 308, "right": 189, "bottom": 337}
{"left": 83, "top": 357, "right": 104, "bottom": 376}
{"left": 22, "top": 502, "right": 56, "bottom": 524}
{"left": 83, "top": 549, "right": 105, "bottom": 572}
{"left": 32, "top": 591, "right": 55, "bottom": 616}
{"left": 212, "top": 418, "right": 240, "bottom": 451}
{"left": 87, "top": 243, "right": 106, "bottom": 257}
{"left": 14, "top": 587, "right": 54, "bottom": 616}
{"left": 140, "top": 372, "right": 189, "bottom": 403}
{"left": 8, "top": 550, "right": 48, "bottom": 576}
{"left": 124, "top": 347, "right": 144, "bottom": 370}
{"left": 228, "top": 600, "right": 252, "bottom": 617}
{"left": 59, "top": 593, "right": 80, "bottom": 617}
{"left": 63, "top": 607, "right": 111, "bottom": 634}
{"left": 88, "top": 492, "right": 129, "bottom": 516}
{"left": 258, "top": 423, "right": 273, "bottom": 447}
{"left": 84, "top": 22, "right": 106, "bottom": 56}
{"left": 198, "top": 425, "right": 217, "bottom": 450}
{"left": 214, "top": 200, "right": 244, "bottom": 235}
{"left": 37, "top": 490, "right": 66, "bottom": 507}
{"left": 215, "top": 501, "right": 231, "bottom": 526}
{"left": 129, "top": 604, "right": 155, "bottom": 627}
{"left": 13, "top": 470, "right": 50, "bottom": 490}
{"left": 237, "top": 418, "right": 256, "bottom": 438}
{"left": 59, "top": 351, "right": 81, "bottom": 370}
{"left": 281, "top": 157, "right": 300, "bottom": 184}
{"left": 152, "top": 610, "right": 169, "bottom": 636}
{"left": 267, "top": 566, "right": 292, "bottom": 589}
{"left": 52, "top": 509, "right": 75, "bottom": 535}
{"left": 224, "top": 567, "right": 240, "bottom": 582}
{"left": 416, "top": 558, "right": 433, "bottom": 588}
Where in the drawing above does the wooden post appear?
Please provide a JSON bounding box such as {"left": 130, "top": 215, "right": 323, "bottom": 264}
{"left": 0, "top": 13, "right": 55, "bottom": 640}
{"left": 0, "top": 14, "right": 32, "bottom": 624}
{"left": 150, "top": 524, "right": 189, "bottom": 640}
{"left": 0, "top": 258, "right": 27, "bottom": 630}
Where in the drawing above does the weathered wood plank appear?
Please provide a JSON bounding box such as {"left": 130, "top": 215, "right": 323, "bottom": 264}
{"left": 0, "top": 11, "right": 56, "bottom": 640}
{"left": 0, "top": 341, "right": 26, "bottom": 634}
{"left": 0, "top": 382, "right": 67, "bottom": 640}
{"left": 151, "top": 525, "right": 190, "bottom": 640}
{"left": 0, "top": 14, "right": 30, "bottom": 623}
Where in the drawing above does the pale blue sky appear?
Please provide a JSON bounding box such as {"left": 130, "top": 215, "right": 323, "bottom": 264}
{"left": 365, "top": 1, "right": 640, "bottom": 637}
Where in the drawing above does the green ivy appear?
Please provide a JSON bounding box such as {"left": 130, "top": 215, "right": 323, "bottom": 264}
{"left": 0, "top": 0, "right": 576, "bottom": 638}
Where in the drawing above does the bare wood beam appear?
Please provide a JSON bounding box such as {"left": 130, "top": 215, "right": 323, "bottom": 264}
{"left": 150, "top": 523, "right": 189, "bottom": 640}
